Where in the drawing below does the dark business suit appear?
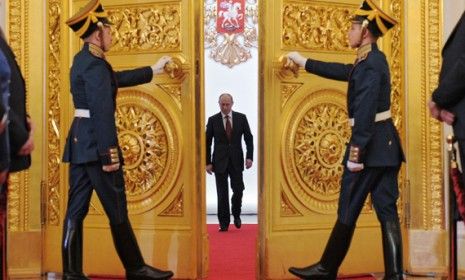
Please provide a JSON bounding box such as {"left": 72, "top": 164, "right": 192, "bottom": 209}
{"left": 432, "top": 12, "right": 465, "bottom": 221}
{"left": 206, "top": 111, "right": 253, "bottom": 228}
{"left": 0, "top": 36, "right": 31, "bottom": 173}
{"left": 0, "top": 33, "right": 31, "bottom": 280}
{"left": 0, "top": 49, "right": 9, "bottom": 280}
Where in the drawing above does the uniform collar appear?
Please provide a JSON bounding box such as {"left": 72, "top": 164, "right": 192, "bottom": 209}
{"left": 356, "top": 43, "right": 373, "bottom": 61}
{"left": 85, "top": 42, "right": 105, "bottom": 59}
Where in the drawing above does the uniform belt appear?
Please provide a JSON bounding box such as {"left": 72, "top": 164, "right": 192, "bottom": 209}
{"left": 349, "top": 110, "right": 391, "bottom": 127}
{"left": 75, "top": 109, "right": 90, "bottom": 118}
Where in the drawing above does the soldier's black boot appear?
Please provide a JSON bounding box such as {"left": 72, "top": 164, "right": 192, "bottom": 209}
{"left": 62, "top": 220, "right": 89, "bottom": 280}
{"left": 288, "top": 220, "right": 355, "bottom": 280}
{"left": 110, "top": 221, "right": 174, "bottom": 280}
{"left": 381, "top": 220, "right": 403, "bottom": 280}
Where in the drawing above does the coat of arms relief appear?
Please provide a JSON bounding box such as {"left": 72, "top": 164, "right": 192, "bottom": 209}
{"left": 205, "top": 0, "right": 258, "bottom": 68}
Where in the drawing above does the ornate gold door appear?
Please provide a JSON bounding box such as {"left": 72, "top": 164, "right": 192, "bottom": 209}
{"left": 42, "top": 0, "right": 206, "bottom": 278}
{"left": 258, "top": 0, "right": 405, "bottom": 278}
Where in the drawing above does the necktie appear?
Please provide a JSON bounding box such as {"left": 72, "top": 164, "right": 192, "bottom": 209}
{"left": 225, "top": 115, "right": 232, "bottom": 141}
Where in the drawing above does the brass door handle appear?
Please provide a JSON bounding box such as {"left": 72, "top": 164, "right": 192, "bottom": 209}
{"left": 164, "top": 56, "right": 186, "bottom": 79}
{"left": 276, "top": 55, "right": 300, "bottom": 79}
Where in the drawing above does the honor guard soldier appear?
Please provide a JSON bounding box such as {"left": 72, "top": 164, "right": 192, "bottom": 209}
{"left": 286, "top": 0, "right": 405, "bottom": 279}
{"left": 63, "top": 0, "right": 173, "bottom": 279}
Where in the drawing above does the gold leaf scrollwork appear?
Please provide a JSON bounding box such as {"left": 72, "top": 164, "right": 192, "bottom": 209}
{"left": 107, "top": 4, "right": 181, "bottom": 54}
{"left": 282, "top": 3, "right": 354, "bottom": 52}
{"left": 115, "top": 90, "right": 180, "bottom": 214}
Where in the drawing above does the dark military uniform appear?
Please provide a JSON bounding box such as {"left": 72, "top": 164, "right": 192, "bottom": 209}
{"left": 63, "top": 0, "right": 173, "bottom": 279}
{"left": 305, "top": 43, "right": 404, "bottom": 226}
{"left": 289, "top": 1, "right": 404, "bottom": 280}
{"left": 62, "top": 42, "right": 153, "bottom": 225}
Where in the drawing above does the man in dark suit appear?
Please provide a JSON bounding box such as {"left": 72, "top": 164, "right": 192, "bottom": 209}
{"left": 0, "top": 27, "right": 34, "bottom": 280}
{"left": 430, "top": 12, "right": 465, "bottom": 221}
{"left": 0, "top": 48, "right": 10, "bottom": 280}
{"left": 430, "top": 11, "right": 465, "bottom": 178}
{"left": 206, "top": 93, "right": 254, "bottom": 232}
{"left": 63, "top": 0, "right": 173, "bottom": 279}
{"left": 286, "top": 1, "right": 404, "bottom": 279}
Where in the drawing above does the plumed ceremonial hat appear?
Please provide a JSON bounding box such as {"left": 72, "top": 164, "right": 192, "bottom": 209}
{"left": 66, "top": 0, "right": 112, "bottom": 38}
{"left": 353, "top": 0, "right": 398, "bottom": 37}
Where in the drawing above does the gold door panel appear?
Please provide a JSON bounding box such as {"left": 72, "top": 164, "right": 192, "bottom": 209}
{"left": 41, "top": 0, "right": 205, "bottom": 279}
{"left": 259, "top": 0, "right": 406, "bottom": 278}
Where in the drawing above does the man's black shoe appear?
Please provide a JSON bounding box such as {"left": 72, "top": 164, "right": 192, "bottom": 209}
{"left": 126, "top": 265, "right": 174, "bottom": 280}
{"left": 234, "top": 217, "right": 241, "bottom": 229}
{"left": 219, "top": 225, "right": 229, "bottom": 232}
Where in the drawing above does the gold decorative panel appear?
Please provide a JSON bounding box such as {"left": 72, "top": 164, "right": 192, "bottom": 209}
{"left": 282, "top": 89, "right": 349, "bottom": 214}
{"left": 282, "top": 3, "right": 355, "bottom": 52}
{"left": 158, "top": 83, "right": 183, "bottom": 110}
{"left": 281, "top": 82, "right": 303, "bottom": 109}
{"left": 280, "top": 189, "right": 302, "bottom": 217}
{"left": 107, "top": 3, "right": 181, "bottom": 54}
{"left": 160, "top": 188, "right": 184, "bottom": 217}
{"left": 46, "top": 0, "right": 63, "bottom": 226}
{"left": 116, "top": 89, "right": 181, "bottom": 214}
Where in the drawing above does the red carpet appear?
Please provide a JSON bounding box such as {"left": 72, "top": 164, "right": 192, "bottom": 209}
{"left": 207, "top": 223, "right": 258, "bottom": 280}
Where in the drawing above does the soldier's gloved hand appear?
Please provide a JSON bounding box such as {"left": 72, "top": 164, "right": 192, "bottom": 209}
{"left": 287, "top": 52, "right": 307, "bottom": 68}
{"left": 151, "top": 56, "right": 173, "bottom": 75}
{"left": 347, "top": 161, "right": 364, "bottom": 172}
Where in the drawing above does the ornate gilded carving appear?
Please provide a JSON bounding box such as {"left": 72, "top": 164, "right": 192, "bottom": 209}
{"left": 160, "top": 188, "right": 184, "bottom": 217}
{"left": 281, "top": 82, "right": 303, "bottom": 109}
{"left": 158, "top": 84, "right": 182, "bottom": 110}
{"left": 114, "top": 90, "right": 180, "bottom": 214}
{"left": 421, "top": 0, "right": 443, "bottom": 229}
{"left": 282, "top": 3, "right": 353, "bottom": 52}
{"left": 204, "top": 0, "right": 258, "bottom": 67}
{"left": 46, "top": 0, "right": 63, "bottom": 226}
{"left": 7, "top": 174, "right": 21, "bottom": 231}
{"left": 7, "top": 0, "right": 31, "bottom": 232}
{"left": 106, "top": 4, "right": 181, "bottom": 54}
{"left": 282, "top": 89, "right": 349, "bottom": 214}
{"left": 281, "top": 189, "right": 302, "bottom": 217}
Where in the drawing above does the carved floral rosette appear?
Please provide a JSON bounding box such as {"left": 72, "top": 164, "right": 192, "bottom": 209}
{"left": 112, "top": 90, "right": 181, "bottom": 214}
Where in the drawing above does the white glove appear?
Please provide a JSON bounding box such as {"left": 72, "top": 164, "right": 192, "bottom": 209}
{"left": 287, "top": 51, "right": 307, "bottom": 68}
{"left": 151, "top": 56, "right": 172, "bottom": 75}
{"left": 347, "top": 161, "right": 364, "bottom": 172}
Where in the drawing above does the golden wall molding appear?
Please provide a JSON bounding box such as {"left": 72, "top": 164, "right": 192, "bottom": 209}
{"left": 107, "top": 3, "right": 181, "bottom": 54}
{"left": 7, "top": 0, "right": 31, "bottom": 232}
{"left": 282, "top": 2, "right": 354, "bottom": 52}
{"left": 45, "top": 0, "right": 63, "bottom": 226}
{"left": 420, "top": 0, "right": 444, "bottom": 230}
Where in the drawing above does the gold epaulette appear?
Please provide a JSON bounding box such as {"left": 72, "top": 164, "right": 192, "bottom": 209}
{"left": 356, "top": 44, "right": 372, "bottom": 62}
{"left": 88, "top": 43, "right": 105, "bottom": 59}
